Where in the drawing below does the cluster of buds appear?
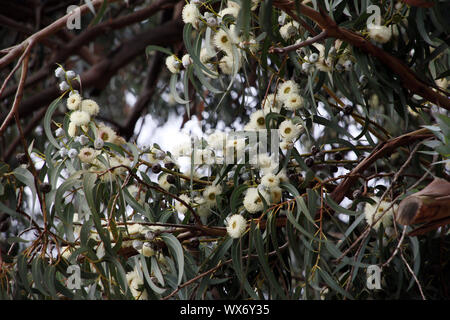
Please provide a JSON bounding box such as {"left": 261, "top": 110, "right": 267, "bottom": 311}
{"left": 55, "top": 66, "right": 78, "bottom": 92}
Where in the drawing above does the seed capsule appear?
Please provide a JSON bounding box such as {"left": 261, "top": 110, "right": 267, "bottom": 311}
{"left": 39, "top": 182, "right": 52, "bottom": 193}
{"left": 352, "top": 189, "right": 362, "bottom": 199}
{"left": 166, "top": 175, "right": 176, "bottom": 184}
{"left": 334, "top": 152, "right": 343, "bottom": 161}
{"left": 165, "top": 162, "right": 175, "bottom": 170}
{"left": 152, "top": 164, "right": 162, "bottom": 174}
{"left": 16, "top": 153, "right": 28, "bottom": 165}
{"left": 343, "top": 105, "right": 354, "bottom": 115}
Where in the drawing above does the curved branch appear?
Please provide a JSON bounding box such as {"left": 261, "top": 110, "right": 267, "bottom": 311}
{"left": 0, "top": 18, "right": 183, "bottom": 142}
{"left": 0, "top": 47, "right": 31, "bottom": 136}
{"left": 273, "top": 0, "right": 450, "bottom": 110}
{"left": 329, "top": 127, "right": 433, "bottom": 206}
{"left": 270, "top": 30, "right": 328, "bottom": 54}
{"left": 0, "top": 0, "right": 119, "bottom": 70}
{"left": 1, "top": 0, "right": 176, "bottom": 100}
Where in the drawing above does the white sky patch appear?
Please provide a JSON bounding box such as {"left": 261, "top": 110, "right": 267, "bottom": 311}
{"left": 136, "top": 112, "right": 184, "bottom": 150}
{"left": 125, "top": 90, "right": 137, "bottom": 108}
{"left": 337, "top": 197, "right": 353, "bottom": 223}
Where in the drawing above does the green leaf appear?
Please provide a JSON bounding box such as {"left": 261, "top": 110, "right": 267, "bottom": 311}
{"left": 0, "top": 201, "right": 21, "bottom": 220}
{"left": 230, "top": 184, "right": 248, "bottom": 213}
{"left": 253, "top": 226, "right": 287, "bottom": 299}
{"left": 318, "top": 268, "right": 353, "bottom": 299}
{"left": 106, "top": 255, "right": 128, "bottom": 293}
{"left": 31, "top": 258, "right": 50, "bottom": 297}
{"left": 169, "top": 73, "right": 190, "bottom": 105}
{"left": 139, "top": 255, "right": 167, "bottom": 295}
{"left": 125, "top": 142, "right": 139, "bottom": 168}
{"left": 280, "top": 182, "right": 317, "bottom": 225}
{"left": 231, "top": 239, "right": 258, "bottom": 299}
{"left": 44, "top": 94, "right": 66, "bottom": 149}
{"left": 151, "top": 256, "right": 165, "bottom": 287}
{"left": 160, "top": 233, "right": 184, "bottom": 286}
{"left": 183, "top": 65, "right": 191, "bottom": 118}
{"left": 183, "top": 24, "right": 218, "bottom": 78}
{"left": 145, "top": 45, "right": 173, "bottom": 58}
{"left": 415, "top": 8, "right": 437, "bottom": 46}
{"left": 236, "top": 0, "right": 251, "bottom": 41}
{"left": 325, "top": 194, "right": 358, "bottom": 215}
{"left": 90, "top": 0, "right": 108, "bottom": 26}
{"left": 17, "top": 254, "right": 31, "bottom": 292}
{"left": 408, "top": 234, "right": 421, "bottom": 290}
{"left": 13, "top": 167, "right": 37, "bottom": 214}
{"left": 83, "top": 172, "right": 112, "bottom": 252}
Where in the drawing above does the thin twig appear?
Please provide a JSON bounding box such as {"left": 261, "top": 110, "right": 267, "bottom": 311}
{"left": 270, "top": 30, "right": 328, "bottom": 54}
{"left": 399, "top": 249, "right": 426, "bottom": 300}
{"left": 335, "top": 142, "right": 424, "bottom": 264}
{"left": 0, "top": 45, "right": 32, "bottom": 136}
{"left": 381, "top": 227, "right": 407, "bottom": 269}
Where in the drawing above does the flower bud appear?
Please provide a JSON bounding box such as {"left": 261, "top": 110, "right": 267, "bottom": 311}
{"left": 164, "top": 162, "right": 175, "bottom": 170}
{"left": 152, "top": 164, "right": 162, "bottom": 174}
{"left": 55, "top": 128, "right": 65, "bottom": 138}
{"left": 68, "top": 148, "right": 78, "bottom": 159}
{"left": 132, "top": 240, "right": 143, "bottom": 251}
{"left": 66, "top": 70, "right": 76, "bottom": 79}
{"left": 79, "top": 135, "right": 89, "bottom": 146}
{"left": 59, "top": 148, "right": 68, "bottom": 158}
{"left": 55, "top": 67, "right": 65, "bottom": 78}
{"left": 94, "top": 138, "right": 104, "bottom": 149}
{"left": 59, "top": 81, "right": 70, "bottom": 91}
{"left": 166, "top": 175, "right": 176, "bottom": 184}
{"left": 206, "top": 17, "right": 217, "bottom": 27}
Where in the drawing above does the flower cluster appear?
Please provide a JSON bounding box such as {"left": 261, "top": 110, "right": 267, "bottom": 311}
{"left": 166, "top": 0, "right": 263, "bottom": 77}
{"left": 53, "top": 67, "right": 130, "bottom": 183}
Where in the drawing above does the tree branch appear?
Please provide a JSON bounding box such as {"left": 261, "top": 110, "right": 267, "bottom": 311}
{"left": 0, "top": 0, "right": 117, "bottom": 70}
{"left": 0, "top": 18, "right": 183, "bottom": 141}
{"left": 273, "top": 0, "right": 450, "bottom": 110}
{"left": 329, "top": 127, "right": 433, "bottom": 206}
{"left": 270, "top": 30, "right": 328, "bottom": 54}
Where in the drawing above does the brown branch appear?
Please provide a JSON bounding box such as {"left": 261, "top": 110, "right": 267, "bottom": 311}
{"left": 1, "top": 0, "right": 174, "bottom": 101}
{"left": 0, "top": 0, "right": 116, "bottom": 70}
{"left": 119, "top": 51, "right": 164, "bottom": 139}
{"left": 273, "top": 0, "right": 450, "bottom": 110}
{"left": 0, "top": 18, "right": 183, "bottom": 142}
{"left": 0, "top": 47, "right": 32, "bottom": 137}
{"left": 329, "top": 127, "right": 433, "bottom": 206}
{"left": 2, "top": 106, "right": 47, "bottom": 161}
{"left": 270, "top": 30, "right": 328, "bottom": 54}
